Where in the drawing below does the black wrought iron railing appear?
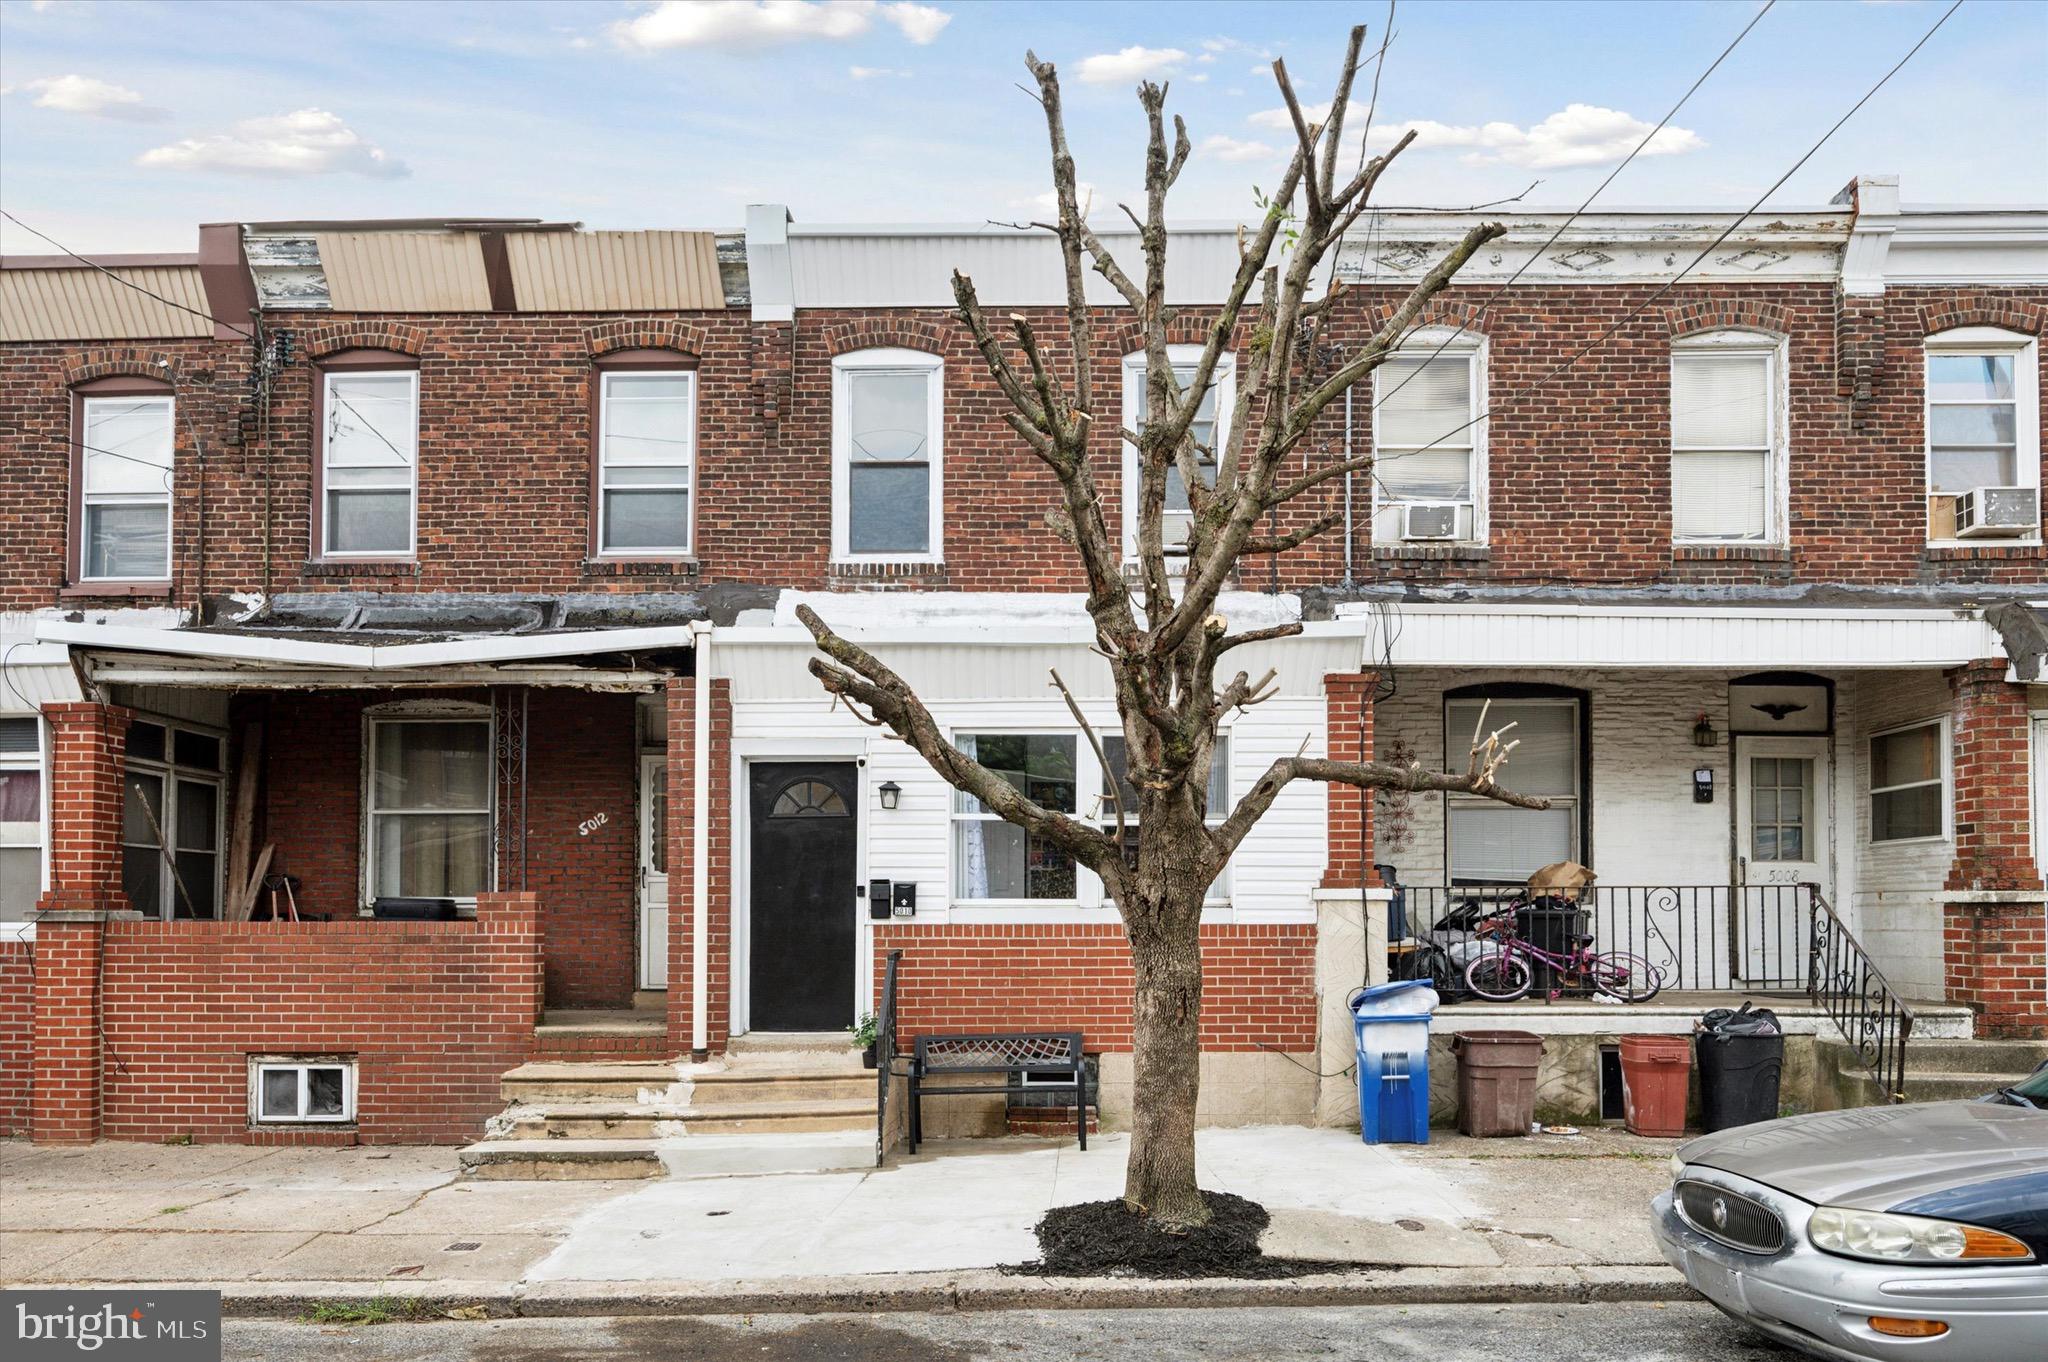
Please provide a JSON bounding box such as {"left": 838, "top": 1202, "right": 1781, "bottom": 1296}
{"left": 875, "top": 948, "right": 903, "bottom": 1167}
{"left": 1806, "top": 889, "right": 1914, "bottom": 1102}
{"left": 1392, "top": 883, "right": 1816, "bottom": 992}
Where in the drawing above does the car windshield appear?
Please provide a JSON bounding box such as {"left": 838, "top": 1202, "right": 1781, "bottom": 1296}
{"left": 2006, "top": 1064, "right": 2048, "bottom": 1105}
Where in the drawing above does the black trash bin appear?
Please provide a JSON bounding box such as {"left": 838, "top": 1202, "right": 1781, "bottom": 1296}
{"left": 1695, "top": 1003, "right": 1785, "bottom": 1132}
{"left": 1513, "top": 899, "right": 1589, "bottom": 993}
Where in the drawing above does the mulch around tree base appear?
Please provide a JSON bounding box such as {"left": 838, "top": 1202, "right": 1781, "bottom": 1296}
{"left": 1011, "top": 1191, "right": 1352, "bottom": 1280}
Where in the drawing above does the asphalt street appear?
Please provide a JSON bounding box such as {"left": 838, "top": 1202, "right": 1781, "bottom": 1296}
{"left": 225, "top": 1302, "right": 1800, "bottom": 1361}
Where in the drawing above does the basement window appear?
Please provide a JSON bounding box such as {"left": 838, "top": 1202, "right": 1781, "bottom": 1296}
{"left": 250, "top": 1057, "right": 356, "bottom": 1124}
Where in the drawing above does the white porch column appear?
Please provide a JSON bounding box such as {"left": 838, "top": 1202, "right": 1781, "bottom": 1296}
{"left": 690, "top": 621, "right": 712, "bottom": 1057}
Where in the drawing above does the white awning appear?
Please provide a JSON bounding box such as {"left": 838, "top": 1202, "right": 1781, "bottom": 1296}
{"left": 1335, "top": 603, "right": 2004, "bottom": 670}
{"left": 34, "top": 618, "right": 701, "bottom": 669}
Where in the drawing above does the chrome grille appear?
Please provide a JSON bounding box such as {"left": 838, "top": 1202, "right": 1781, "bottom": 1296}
{"left": 1676, "top": 1179, "right": 1785, "bottom": 1254}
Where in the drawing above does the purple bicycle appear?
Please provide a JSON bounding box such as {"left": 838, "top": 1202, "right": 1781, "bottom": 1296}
{"left": 1461, "top": 911, "right": 1664, "bottom": 1003}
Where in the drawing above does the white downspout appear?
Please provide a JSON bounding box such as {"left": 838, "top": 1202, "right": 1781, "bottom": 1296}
{"left": 690, "top": 620, "right": 712, "bottom": 1058}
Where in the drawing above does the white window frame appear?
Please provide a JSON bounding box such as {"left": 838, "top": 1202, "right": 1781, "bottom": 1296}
{"left": 360, "top": 701, "right": 495, "bottom": 912}
{"left": 1120, "top": 345, "right": 1237, "bottom": 561}
{"left": 1372, "top": 330, "right": 1488, "bottom": 545}
{"left": 831, "top": 349, "right": 945, "bottom": 565}
{"left": 596, "top": 368, "right": 696, "bottom": 557}
{"left": 249, "top": 1057, "right": 356, "bottom": 1125}
{"left": 1670, "top": 331, "right": 1788, "bottom": 545}
{"left": 1923, "top": 327, "right": 2041, "bottom": 547}
{"left": 1867, "top": 716, "right": 1952, "bottom": 845}
{"left": 948, "top": 729, "right": 1083, "bottom": 907}
{"left": 1097, "top": 731, "right": 1233, "bottom": 905}
{"left": 321, "top": 367, "right": 419, "bottom": 560}
{"left": 1, "top": 715, "right": 47, "bottom": 934}
{"left": 1443, "top": 696, "right": 1579, "bottom": 883}
{"left": 78, "top": 393, "right": 175, "bottom": 582}
{"left": 120, "top": 716, "right": 226, "bottom": 920}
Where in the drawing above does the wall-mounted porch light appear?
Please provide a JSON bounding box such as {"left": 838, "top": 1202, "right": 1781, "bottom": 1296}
{"left": 1691, "top": 713, "right": 1719, "bottom": 748}
{"left": 877, "top": 780, "right": 902, "bottom": 811}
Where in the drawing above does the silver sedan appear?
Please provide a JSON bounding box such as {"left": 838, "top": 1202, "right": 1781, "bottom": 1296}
{"left": 1651, "top": 1099, "right": 2048, "bottom": 1361}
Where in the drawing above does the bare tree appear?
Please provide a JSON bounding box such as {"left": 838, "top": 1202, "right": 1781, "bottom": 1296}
{"left": 799, "top": 27, "right": 1544, "bottom": 1231}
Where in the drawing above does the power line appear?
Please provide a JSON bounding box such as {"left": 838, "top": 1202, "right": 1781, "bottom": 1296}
{"left": 1365, "top": 0, "right": 1964, "bottom": 478}
{"left": 0, "top": 207, "right": 257, "bottom": 343}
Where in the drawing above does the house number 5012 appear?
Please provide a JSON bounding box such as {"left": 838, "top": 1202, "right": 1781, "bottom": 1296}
{"left": 578, "top": 812, "right": 610, "bottom": 837}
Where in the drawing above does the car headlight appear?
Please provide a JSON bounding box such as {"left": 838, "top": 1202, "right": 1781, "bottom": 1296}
{"left": 1807, "top": 1206, "right": 2034, "bottom": 1264}
{"left": 1669, "top": 1154, "right": 1687, "bottom": 1183}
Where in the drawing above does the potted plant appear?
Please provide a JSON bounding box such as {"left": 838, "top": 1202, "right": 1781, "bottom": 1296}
{"left": 851, "top": 1013, "right": 879, "bottom": 1069}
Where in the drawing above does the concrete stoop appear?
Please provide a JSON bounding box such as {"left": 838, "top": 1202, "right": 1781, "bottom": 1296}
{"left": 1820, "top": 1035, "right": 2048, "bottom": 1107}
{"left": 461, "top": 1042, "right": 878, "bottom": 1181}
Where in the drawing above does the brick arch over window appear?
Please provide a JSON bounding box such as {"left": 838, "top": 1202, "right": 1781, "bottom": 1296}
{"left": 1664, "top": 300, "right": 1791, "bottom": 340}
{"left": 63, "top": 349, "right": 185, "bottom": 387}
{"left": 1919, "top": 298, "right": 2046, "bottom": 338}
{"left": 1103, "top": 312, "right": 1243, "bottom": 356}
{"left": 1360, "top": 300, "right": 1494, "bottom": 336}
{"left": 586, "top": 319, "right": 708, "bottom": 359}
{"left": 822, "top": 317, "right": 949, "bottom": 357}
{"left": 304, "top": 322, "right": 426, "bottom": 360}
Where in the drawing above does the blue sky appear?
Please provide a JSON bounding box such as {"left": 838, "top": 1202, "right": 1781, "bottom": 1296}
{"left": 3, "top": 0, "right": 2044, "bottom": 255}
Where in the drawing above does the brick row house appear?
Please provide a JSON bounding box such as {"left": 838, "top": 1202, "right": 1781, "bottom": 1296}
{"left": 0, "top": 174, "right": 2043, "bottom": 1151}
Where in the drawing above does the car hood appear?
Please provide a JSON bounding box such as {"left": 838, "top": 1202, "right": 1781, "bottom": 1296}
{"left": 1680, "top": 1102, "right": 2048, "bottom": 1210}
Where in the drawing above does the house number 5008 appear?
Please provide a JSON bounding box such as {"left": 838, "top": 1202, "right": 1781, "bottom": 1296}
{"left": 578, "top": 812, "right": 610, "bottom": 837}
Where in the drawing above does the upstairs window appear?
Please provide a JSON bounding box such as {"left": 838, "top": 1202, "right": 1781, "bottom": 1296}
{"left": 76, "top": 388, "right": 174, "bottom": 582}
{"left": 1121, "top": 348, "right": 1235, "bottom": 558}
{"left": 832, "top": 349, "right": 943, "bottom": 562}
{"left": 320, "top": 364, "right": 418, "bottom": 558}
{"left": 1671, "top": 335, "right": 1783, "bottom": 543}
{"left": 1924, "top": 329, "right": 2041, "bottom": 542}
{"left": 597, "top": 367, "right": 696, "bottom": 555}
{"left": 1373, "top": 339, "right": 1484, "bottom": 544}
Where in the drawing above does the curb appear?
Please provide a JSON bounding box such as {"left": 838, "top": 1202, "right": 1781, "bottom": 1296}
{"left": 22, "top": 1266, "right": 1695, "bottom": 1319}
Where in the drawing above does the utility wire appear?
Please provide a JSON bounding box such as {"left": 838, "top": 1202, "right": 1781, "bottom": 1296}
{"left": 0, "top": 207, "right": 257, "bottom": 343}
{"left": 1353, "top": 0, "right": 1964, "bottom": 480}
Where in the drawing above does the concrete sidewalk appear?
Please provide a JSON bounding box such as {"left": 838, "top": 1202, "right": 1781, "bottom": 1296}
{"left": 1, "top": 1127, "right": 1685, "bottom": 1312}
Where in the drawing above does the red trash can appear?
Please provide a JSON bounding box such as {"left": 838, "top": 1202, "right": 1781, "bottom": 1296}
{"left": 1619, "top": 1034, "right": 1692, "bottom": 1137}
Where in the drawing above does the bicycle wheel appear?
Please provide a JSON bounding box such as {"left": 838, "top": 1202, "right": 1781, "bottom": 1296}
{"left": 1464, "top": 949, "right": 1532, "bottom": 1002}
{"left": 1590, "top": 951, "right": 1662, "bottom": 1003}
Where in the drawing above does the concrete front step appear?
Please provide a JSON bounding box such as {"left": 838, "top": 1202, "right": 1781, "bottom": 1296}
{"left": 1892, "top": 1038, "right": 2048, "bottom": 1075}
{"left": 459, "top": 1130, "right": 875, "bottom": 1181}
{"left": 691, "top": 1070, "right": 876, "bottom": 1105}
{"left": 1822, "top": 1034, "right": 2047, "bottom": 1107}
{"left": 459, "top": 1139, "right": 665, "bottom": 1181}
{"left": 497, "top": 1096, "right": 876, "bottom": 1140}
{"left": 501, "top": 1061, "right": 682, "bottom": 1102}
{"left": 500, "top": 1060, "right": 872, "bottom": 1104}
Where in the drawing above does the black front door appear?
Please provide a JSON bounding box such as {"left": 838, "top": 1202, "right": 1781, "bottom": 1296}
{"left": 748, "top": 761, "right": 859, "bottom": 1031}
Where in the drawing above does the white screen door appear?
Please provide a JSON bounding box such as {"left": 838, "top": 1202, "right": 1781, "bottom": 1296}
{"left": 1734, "top": 736, "right": 1831, "bottom": 982}
{"left": 639, "top": 754, "right": 669, "bottom": 990}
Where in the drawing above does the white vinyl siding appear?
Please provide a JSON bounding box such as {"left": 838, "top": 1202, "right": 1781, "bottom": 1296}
{"left": 598, "top": 370, "right": 695, "bottom": 554}
{"left": 322, "top": 370, "right": 418, "bottom": 557}
{"left": 79, "top": 395, "right": 174, "bottom": 580}
{"left": 832, "top": 350, "right": 944, "bottom": 562}
{"left": 1121, "top": 347, "right": 1235, "bottom": 558}
{"left": 1672, "top": 337, "right": 1781, "bottom": 543}
{"left": 1373, "top": 340, "right": 1483, "bottom": 542}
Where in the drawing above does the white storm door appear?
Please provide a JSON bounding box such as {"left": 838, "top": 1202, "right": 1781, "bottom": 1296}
{"left": 1734, "top": 736, "right": 1831, "bottom": 983}
{"left": 639, "top": 754, "right": 669, "bottom": 990}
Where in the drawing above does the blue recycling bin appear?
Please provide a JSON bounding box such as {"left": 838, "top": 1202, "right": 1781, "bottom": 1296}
{"left": 1351, "top": 980, "right": 1438, "bottom": 1145}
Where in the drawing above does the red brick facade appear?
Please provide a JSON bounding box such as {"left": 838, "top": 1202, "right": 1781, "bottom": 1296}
{"left": 1322, "top": 672, "right": 1375, "bottom": 889}
{"left": 666, "top": 675, "right": 733, "bottom": 1057}
{"left": 0, "top": 941, "right": 29, "bottom": 1136}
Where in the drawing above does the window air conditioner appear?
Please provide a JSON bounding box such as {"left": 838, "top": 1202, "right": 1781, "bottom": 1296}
{"left": 1401, "top": 502, "right": 1461, "bottom": 541}
{"left": 1953, "top": 487, "right": 2038, "bottom": 538}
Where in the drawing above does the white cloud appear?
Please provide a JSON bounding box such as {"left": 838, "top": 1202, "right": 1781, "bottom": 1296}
{"left": 1200, "top": 134, "right": 1280, "bottom": 164}
{"left": 137, "top": 109, "right": 407, "bottom": 178}
{"left": 1015, "top": 182, "right": 1099, "bottom": 218}
{"left": 1366, "top": 104, "right": 1703, "bottom": 169}
{"left": 849, "top": 64, "right": 910, "bottom": 79}
{"left": 1076, "top": 46, "right": 1187, "bottom": 85}
{"left": 1247, "top": 99, "right": 1331, "bottom": 132}
{"left": 19, "top": 74, "right": 166, "bottom": 121}
{"left": 611, "top": 0, "right": 949, "bottom": 52}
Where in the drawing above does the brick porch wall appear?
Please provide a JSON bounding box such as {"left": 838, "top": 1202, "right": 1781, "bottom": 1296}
{"left": 0, "top": 941, "right": 28, "bottom": 1135}
{"left": 1322, "top": 672, "right": 1376, "bottom": 889}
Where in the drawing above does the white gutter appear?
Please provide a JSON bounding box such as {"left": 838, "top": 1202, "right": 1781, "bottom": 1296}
{"left": 690, "top": 620, "right": 712, "bottom": 1059}
{"left": 33, "top": 619, "right": 701, "bottom": 668}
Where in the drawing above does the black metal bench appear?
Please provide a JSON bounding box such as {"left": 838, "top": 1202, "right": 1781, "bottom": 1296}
{"left": 907, "top": 1032, "right": 1089, "bottom": 1152}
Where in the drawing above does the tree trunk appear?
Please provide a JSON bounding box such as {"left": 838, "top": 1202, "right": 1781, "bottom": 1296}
{"left": 1122, "top": 883, "right": 1210, "bottom": 1229}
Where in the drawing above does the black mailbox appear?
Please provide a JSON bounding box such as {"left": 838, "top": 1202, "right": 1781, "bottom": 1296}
{"left": 891, "top": 882, "right": 918, "bottom": 917}
{"left": 868, "top": 878, "right": 893, "bottom": 920}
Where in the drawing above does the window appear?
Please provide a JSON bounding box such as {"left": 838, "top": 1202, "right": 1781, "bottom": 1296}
{"left": 1748, "top": 757, "right": 1812, "bottom": 861}
{"left": 320, "top": 366, "right": 418, "bottom": 557}
{"left": 1672, "top": 335, "right": 1782, "bottom": 543}
{"left": 1444, "top": 696, "right": 1580, "bottom": 882}
{"left": 77, "top": 391, "right": 174, "bottom": 581}
{"left": 1, "top": 717, "right": 44, "bottom": 922}
{"left": 832, "top": 349, "right": 943, "bottom": 561}
{"left": 597, "top": 368, "right": 696, "bottom": 554}
{"left": 1373, "top": 337, "right": 1483, "bottom": 543}
{"left": 1869, "top": 719, "right": 1947, "bottom": 843}
{"left": 952, "top": 734, "right": 1076, "bottom": 901}
{"left": 365, "top": 712, "right": 493, "bottom": 904}
{"left": 120, "top": 718, "right": 224, "bottom": 920}
{"left": 250, "top": 1058, "right": 355, "bottom": 1124}
{"left": 1099, "top": 734, "right": 1232, "bottom": 901}
{"left": 1121, "top": 347, "right": 1236, "bottom": 557}
{"left": 1924, "top": 329, "right": 2041, "bottom": 541}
